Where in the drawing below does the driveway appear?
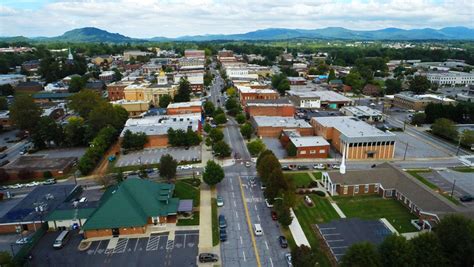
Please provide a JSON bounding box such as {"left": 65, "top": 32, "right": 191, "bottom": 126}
{"left": 30, "top": 230, "right": 199, "bottom": 267}
{"left": 116, "top": 147, "right": 201, "bottom": 167}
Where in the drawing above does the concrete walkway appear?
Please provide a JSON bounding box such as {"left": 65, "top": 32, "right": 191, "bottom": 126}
{"left": 330, "top": 202, "right": 346, "bottom": 218}
{"left": 288, "top": 208, "right": 311, "bottom": 248}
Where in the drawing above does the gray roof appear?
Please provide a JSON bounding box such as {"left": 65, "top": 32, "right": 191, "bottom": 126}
{"left": 290, "top": 136, "right": 329, "bottom": 147}
{"left": 327, "top": 163, "right": 463, "bottom": 218}
{"left": 252, "top": 116, "right": 311, "bottom": 128}
{"left": 341, "top": 106, "right": 382, "bottom": 117}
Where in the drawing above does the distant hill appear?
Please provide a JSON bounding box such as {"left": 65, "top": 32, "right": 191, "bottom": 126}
{"left": 1, "top": 26, "right": 473, "bottom": 43}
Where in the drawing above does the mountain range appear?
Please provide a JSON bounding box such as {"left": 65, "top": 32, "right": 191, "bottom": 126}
{"left": 2, "top": 26, "right": 474, "bottom": 43}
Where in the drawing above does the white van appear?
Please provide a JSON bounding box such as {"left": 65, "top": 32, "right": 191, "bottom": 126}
{"left": 254, "top": 224, "right": 263, "bottom": 236}
{"left": 53, "top": 230, "right": 71, "bottom": 249}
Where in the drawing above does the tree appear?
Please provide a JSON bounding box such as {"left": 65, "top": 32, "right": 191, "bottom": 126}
{"left": 203, "top": 101, "right": 215, "bottom": 116}
{"left": 0, "top": 251, "right": 13, "bottom": 267}
{"left": 32, "top": 116, "right": 64, "bottom": 148}
{"left": 385, "top": 79, "right": 402, "bottom": 95}
{"left": 112, "top": 68, "right": 122, "bottom": 81}
{"left": 0, "top": 97, "right": 8, "bottom": 110}
{"left": 115, "top": 171, "right": 124, "bottom": 183}
{"left": 341, "top": 242, "right": 381, "bottom": 267}
{"left": 257, "top": 150, "right": 281, "bottom": 185}
{"left": 212, "top": 140, "right": 231, "bottom": 158}
{"left": 307, "top": 67, "right": 318, "bottom": 75}
{"left": 379, "top": 235, "right": 414, "bottom": 267}
{"left": 159, "top": 94, "right": 172, "bottom": 108}
{"left": 121, "top": 130, "right": 148, "bottom": 150}
{"left": 69, "top": 76, "right": 86, "bottom": 93}
{"left": 460, "top": 130, "right": 474, "bottom": 148}
{"left": 240, "top": 123, "right": 253, "bottom": 140}
{"left": 409, "top": 75, "right": 431, "bottom": 94}
{"left": 272, "top": 73, "right": 290, "bottom": 96}
{"left": 174, "top": 77, "right": 191, "bottom": 102}
{"left": 291, "top": 245, "right": 317, "bottom": 267}
{"left": 431, "top": 118, "right": 458, "bottom": 141}
{"left": 43, "top": 171, "right": 53, "bottom": 179}
{"left": 203, "top": 123, "right": 212, "bottom": 133}
{"left": 410, "top": 113, "right": 426, "bottom": 126}
{"left": 226, "top": 87, "right": 237, "bottom": 97}
{"left": 286, "top": 142, "right": 297, "bottom": 157}
{"left": 225, "top": 97, "right": 240, "bottom": 116}
{"left": 274, "top": 200, "right": 293, "bottom": 226}
{"left": 236, "top": 113, "right": 246, "bottom": 124}
{"left": 9, "top": 95, "right": 42, "bottom": 132}
{"left": 247, "top": 139, "right": 265, "bottom": 156}
{"left": 328, "top": 68, "right": 336, "bottom": 82}
{"left": 68, "top": 89, "right": 104, "bottom": 119}
{"left": 64, "top": 116, "right": 86, "bottom": 146}
{"left": 203, "top": 160, "right": 225, "bottom": 186}
{"left": 0, "top": 84, "right": 14, "bottom": 96}
{"left": 410, "top": 232, "right": 446, "bottom": 267}
{"left": 209, "top": 128, "right": 224, "bottom": 142}
{"left": 435, "top": 215, "right": 474, "bottom": 267}
{"left": 345, "top": 71, "right": 365, "bottom": 93}
{"left": 214, "top": 113, "right": 227, "bottom": 125}
{"left": 159, "top": 154, "right": 177, "bottom": 180}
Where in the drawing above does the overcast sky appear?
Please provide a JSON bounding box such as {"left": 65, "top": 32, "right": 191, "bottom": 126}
{"left": 0, "top": 0, "right": 473, "bottom": 38}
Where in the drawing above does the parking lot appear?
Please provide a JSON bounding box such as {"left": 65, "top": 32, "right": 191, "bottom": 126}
{"left": 420, "top": 170, "right": 474, "bottom": 206}
{"left": 393, "top": 131, "right": 450, "bottom": 159}
{"left": 31, "top": 230, "right": 199, "bottom": 267}
{"left": 116, "top": 147, "right": 201, "bottom": 167}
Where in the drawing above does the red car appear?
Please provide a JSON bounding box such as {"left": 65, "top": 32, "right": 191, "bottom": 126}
{"left": 271, "top": 211, "right": 278, "bottom": 220}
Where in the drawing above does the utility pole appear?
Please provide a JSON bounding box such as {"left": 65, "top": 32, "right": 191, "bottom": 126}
{"left": 451, "top": 179, "right": 456, "bottom": 197}
{"left": 403, "top": 142, "right": 409, "bottom": 160}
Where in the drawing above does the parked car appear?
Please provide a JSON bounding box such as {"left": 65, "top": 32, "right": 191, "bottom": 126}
{"left": 304, "top": 195, "right": 313, "bottom": 206}
{"left": 331, "top": 164, "right": 340, "bottom": 169}
{"left": 271, "top": 211, "right": 278, "bottom": 221}
{"left": 460, "top": 195, "right": 474, "bottom": 202}
{"left": 285, "top": 253, "right": 293, "bottom": 266}
{"left": 43, "top": 179, "right": 56, "bottom": 185}
{"left": 216, "top": 196, "right": 224, "bottom": 207}
{"left": 265, "top": 199, "right": 274, "bottom": 208}
{"left": 278, "top": 236, "right": 288, "bottom": 248}
{"left": 199, "top": 253, "right": 219, "bottom": 263}
{"left": 260, "top": 183, "right": 267, "bottom": 190}
{"left": 245, "top": 162, "right": 251, "bottom": 168}
{"left": 313, "top": 163, "right": 325, "bottom": 170}
{"left": 297, "top": 165, "right": 309, "bottom": 170}
{"left": 218, "top": 215, "right": 227, "bottom": 229}
{"left": 15, "top": 236, "right": 31, "bottom": 244}
{"left": 281, "top": 165, "right": 290, "bottom": 171}
{"left": 219, "top": 229, "right": 227, "bottom": 242}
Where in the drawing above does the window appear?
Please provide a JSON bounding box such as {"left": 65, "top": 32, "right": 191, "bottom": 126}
{"left": 364, "top": 184, "right": 369, "bottom": 193}
{"left": 354, "top": 186, "right": 359, "bottom": 194}
{"left": 310, "top": 150, "right": 316, "bottom": 154}
{"left": 386, "top": 190, "right": 393, "bottom": 197}
{"left": 343, "top": 186, "right": 348, "bottom": 195}
{"left": 319, "top": 149, "right": 325, "bottom": 153}
{"left": 300, "top": 150, "right": 307, "bottom": 155}
{"left": 374, "top": 184, "right": 379, "bottom": 193}
{"left": 367, "top": 152, "right": 375, "bottom": 158}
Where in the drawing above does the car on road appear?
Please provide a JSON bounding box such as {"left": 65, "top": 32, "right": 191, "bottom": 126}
{"left": 249, "top": 176, "right": 256, "bottom": 185}
{"left": 245, "top": 162, "right": 251, "bottom": 167}
{"left": 178, "top": 165, "right": 193, "bottom": 170}
{"left": 265, "top": 199, "right": 274, "bottom": 208}
{"left": 304, "top": 195, "right": 313, "bottom": 206}
{"left": 216, "top": 196, "right": 224, "bottom": 207}
{"left": 15, "top": 236, "right": 31, "bottom": 244}
{"left": 285, "top": 253, "right": 292, "bottom": 266}
{"left": 260, "top": 183, "right": 267, "bottom": 190}
{"left": 219, "top": 229, "right": 227, "bottom": 242}
{"left": 218, "top": 215, "right": 227, "bottom": 229}
{"left": 254, "top": 224, "right": 263, "bottom": 236}
{"left": 460, "top": 195, "right": 474, "bottom": 202}
{"left": 281, "top": 165, "right": 290, "bottom": 171}
{"left": 278, "top": 236, "right": 288, "bottom": 248}
{"left": 199, "top": 253, "right": 219, "bottom": 263}
{"left": 297, "top": 165, "right": 309, "bottom": 170}
{"left": 271, "top": 211, "right": 278, "bottom": 220}
{"left": 43, "top": 179, "right": 56, "bottom": 185}
{"left": 331, "top": 164, "right": 340, "bottom": 169}
{"left": 313, "top": 163, "right": 325, "bottom": 170}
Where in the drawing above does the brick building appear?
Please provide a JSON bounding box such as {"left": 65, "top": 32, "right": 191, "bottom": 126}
{"left": 311, "top": 116, "right": 396, "bottom": 160}
{"left": 245, "top": 98, "right": 295, "bottom": 117}
{"left": 167, "top": 101, "right": 202, "bottom": 115}
{"left": 280, "top": 130, "right": 329, "bottom": 158}
{"left": 250, "top": 116, "right": 313, "bottom": 138}
{"left": 14, "top": 81, "right": 43, "bottom": 92}
{"left": 107, "top": 81, "right": 132, "bottom": 101}
{"left": 237, "top": 85, "right": 279, "bottom": 105}
{"left": 2, "top": 156, "right": 77, "bottom": 180}
{"left": 393, "top": 93, "right": 456, "bottom": 111}
{"left": 184, "top": 49, "right": 205, "bottom": 59}
{"left": 287, "top": 77, "right": 307, "bottom": 85}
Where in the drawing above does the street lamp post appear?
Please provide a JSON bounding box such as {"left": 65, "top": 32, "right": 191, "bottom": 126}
{"left": 451, "top": 179, "right": 457, "bottom": 197}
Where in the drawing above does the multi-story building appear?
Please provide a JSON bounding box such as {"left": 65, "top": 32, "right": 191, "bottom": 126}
{"left": 288, "top": 90, "right": 353, "bottom": 109}
{"left": 245, "top": 98, "right": 295, "bottom": 117}
{"left": 184, "top": 49, "right": 205, "bottom": 59}
{"left": 426, "top": 71, "right": 474, "bottom": 86}
{"left": 123, "top": 73, "right": 177, "bottom": 106}
{"left": 311, "top": 116, "right": 396, "bottom": 160}
{"left": 340, "top": 106, "right": 383, "bottom": 123}
{"left": 393, "top": 93, "right": 456, "bottom": 111}
{"left": 250, "top": 116, "right": 313, "bottom": 138}
{"left": 111, "top": 99, "right": 150, "bottom": 117}
{"left": 107, "top": 81, "right": 133, "bottom": 101}
{"left": 237, "top": 85, "right": 279, "bottom": 105}
{"left": 167, "top": 101, "right": 202, "bottom": 115}
{"left": 99, "top": 71, "right": 115, "bottom": 82}
{"left": 174, "top": 72, "right": 204, "bottom": 93}
{"left": 280, "top": 129, "right": 329, "bottom": 158}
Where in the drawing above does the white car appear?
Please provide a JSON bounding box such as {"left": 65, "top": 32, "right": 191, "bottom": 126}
{"left": 331, "top": 164, "right": 340, "bottom": 169}
{"left": 178, "top": 165, "right": 193, "bottom": 170}
{"left": 265, "top": 199, "right": 273, "bottom": 208}
{"left": 313, "top": 163, "right": 325, "bottom": 170}
{"left": 285, "top": 253, "right": 293, "bottom": 266}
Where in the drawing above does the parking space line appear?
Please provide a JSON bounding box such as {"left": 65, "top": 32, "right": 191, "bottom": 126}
{"left": 237, "top": 223, "right": 240, "bottom": 231}
{"left": 254, "top": 204, "right": 257, "bottom": 211}
{"left": 233, "top": 200, "right": 237, "bottom": 207}
{"left": 93, "top": 240, "right": 102, "bottom": 255}
{"left": 235, "top": 211, "right": 239, "bottom": 219}
{"left": 257, "top": 215, "right": 260, "bottom": 221}
{"left": 242, "top": 251, "right": 246, "bottom": 261}
{"left": 265, "top": 241, "right": 269, "bottom": 250}
{"left": 134, "top": 238, "right": 139, "bottom": 251}
{"left": 240, "top": 236, "right": 243, "bottom": 244}
{"left": 270, "top": 257, "right": 274, "bottom": 267}
{"left": 146, "top": 235, "right": 160, "bottom": 251}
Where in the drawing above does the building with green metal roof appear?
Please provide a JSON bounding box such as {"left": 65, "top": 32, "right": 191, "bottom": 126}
{"left": 82, "top": 179, "right": 180, "bottom": 239}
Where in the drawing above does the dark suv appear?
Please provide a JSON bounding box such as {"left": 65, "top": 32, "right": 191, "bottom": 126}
{"left": 278, "top": 236, "right": 288, "bottom": 248}
{"left": 199, "top": 253, "right": 219, "bottom": 263}
{"left": 219, "top": 214, "right": 227, "bottom": 229}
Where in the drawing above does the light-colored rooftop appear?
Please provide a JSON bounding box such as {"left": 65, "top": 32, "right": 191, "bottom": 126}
{"left": 237, "top": 85, "right": 277, "bottom": 94}
{"left": 288, "top": 90, "right": 353, "bottom": 103}
{"left": 122, "top": 113, "right": 201, "bottom": 136}
{"left": 395, "top": 93, "right": 456, "bottom": 102}
{"left": 341, "top": 106, "right": 382, "bottom": 117}
{"left": 253, "top": 116, "right": 311, "bottom": 128}
{"left": 167, "top": 101, "right": 202, "bottom": 109}
{"left": 290, "top": 136, "right": 329, "bottom": 147}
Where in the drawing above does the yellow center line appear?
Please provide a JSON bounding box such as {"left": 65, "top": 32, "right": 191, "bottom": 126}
{"left": 238, "top": 176, "right": 262, "bottom": 267}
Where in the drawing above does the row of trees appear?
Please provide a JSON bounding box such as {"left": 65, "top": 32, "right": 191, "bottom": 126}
{"left": 425, "top": 102, "right": 474, "bottom": 124}
{"left": 121, "top": 130, "right": 148, "bottom": 150}
{"left": 167, "top": 128, "right": 201, "bottom": 147}
{"left": 78, "top": 126, "right": 119, "bottom": 174}
{"left": 340, "top": 215, "right": 474, "bottom": 267}
{"left": 430, "top": 118, "right": 474, "bottom": 147}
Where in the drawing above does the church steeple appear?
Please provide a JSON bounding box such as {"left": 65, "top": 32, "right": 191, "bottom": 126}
{"left": 68, "top": 48, "right": 74, "bottom": 61}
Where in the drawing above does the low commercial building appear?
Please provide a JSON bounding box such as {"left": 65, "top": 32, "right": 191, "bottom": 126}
{"left": 340, "top": 106, "right": 383, "bottom": 123}
{"left": 111, "top": 99, "right": 149, "bottom": 117}
{"left": 0, "top": 74, "right": 26, "bottom": 86}
{"left": 426, "top": 71, "right": 474, "bottom": 86}
{"left": 393, "top": 93, "right": 456, "bottom": 111}
{"left": 288, "top": 90, "right": 353, "bottom": 109}
{"left": 311, "top": 116, "right": 396, "bottom": 160}
{"left": 321, "top": 163, "right": 464, "bottom": 227}
{"left": 3, "top": 156, "right": 77, "bottom": 179}
{"left": 280, "top": 130, "right": 329, "bottom": 158}
{"left": 14, "top": 81, "right": 43, "bottom": 92}
{"left": 0, "top": 184, "right": 81, "bottom": 234}
{"left": 167, "top": 101, "right": 202, "bottom": 115}
{"left": 287, "top": 77, "right": 307, "bottom": 85}
{"left": 250, "top": 116, "right": 313, "bottom": 138}
{"left": 456, "top": 85, "right": 474, "bottom": 103}
{"left": 82, "top": 179, "right": 180, "bottom": 239}
{"left": 184, "top": 49, "right": 205, "bottom": 59}
{"left": 237, "top": 85, "right": 279, "bottom": 105}
{"left": 0, "top": 111, "right": 12, "bottom": 129}
{"left": 245, "top": 98, "right": 295, "bottom": 117}
{"left": 99, "top": 71, "right": 115, "bottom": 82}
{"left": 120, "top": 113, "right": 201, "bottom": 147}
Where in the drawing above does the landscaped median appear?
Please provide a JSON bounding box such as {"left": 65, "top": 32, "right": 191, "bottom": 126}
{"left": 211, "top": 197, "right": 219, "bottom": 246}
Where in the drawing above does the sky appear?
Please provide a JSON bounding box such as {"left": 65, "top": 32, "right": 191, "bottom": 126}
{"left": 0, "top": 0, "right": 473, "bottom": 38}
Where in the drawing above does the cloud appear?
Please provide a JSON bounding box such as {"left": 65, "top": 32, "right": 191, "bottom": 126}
{"left": 0, "top": 0, "right": 473, "bottom": 37}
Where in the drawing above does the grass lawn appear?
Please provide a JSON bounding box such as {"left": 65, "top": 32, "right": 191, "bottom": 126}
{"left": 293, "top": 195, "right": 339, "bottom": 267}
{"left": 333, "top": 195, "right": 417, "bottom": 233}
{"left": 211, "top": 198, "right": 219, "bottom": 246}
{"left": 174, "top": 181, "right": 200, "bottom": 207}
{"left": 312, "top": 172, "right": 322, "bottom": 180}
{"left": 450, "top": 166, "right": 474, "bottom": 173}
{"left": 176, "top": 211, "right": 200, "bottom": 226}
{"left": 285, "top": 172, "right": 314, "bottom": 188}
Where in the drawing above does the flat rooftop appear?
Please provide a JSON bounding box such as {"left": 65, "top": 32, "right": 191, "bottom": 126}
{"left": 122, "top": 113, "right": 201, "bottom": 136}
{"left": 341, "top": 106, "right": 382, "bottom": 117}
{"left": 246, "top": 98, "right": 293, "bottom": 107}
{"left": 312, "top": 116, "right": 395, "bottom": 142}
{"left": 395, "top": 93, "right": 456, "bottom": 102}
{"left": 290, "top": 136, "right": 329, "bottom": 147}
{"left": 237, "top": 85, "right": 277, "bottom": 94}
{"left": 288, "top": 90, "right": 353, "bottom": 103}
{"left": 316, "top": 218, "right": 392, "bottom": 262}
{"left": 167, "top": 101, "right": 202, "bottom": 109}
{"left": 5, "top": 156, "right": 77, "bottom": 172}
{"left": 252, "top": 116, "right": 311, "bottom": 128}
